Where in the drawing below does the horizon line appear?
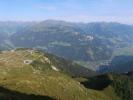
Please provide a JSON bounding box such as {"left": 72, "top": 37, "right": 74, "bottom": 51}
{"left": 0, "top": 19, "right": 132, "bottom": 25}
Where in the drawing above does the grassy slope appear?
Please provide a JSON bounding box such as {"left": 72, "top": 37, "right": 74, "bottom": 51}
{"left": 113, "top": 46, "right": 133, "bottom": 58}
{"left": 0, "top": 49, "right": 121, "bottom": 100}
{"left": 75, "top": 77, "right": 120, "bottom": 100}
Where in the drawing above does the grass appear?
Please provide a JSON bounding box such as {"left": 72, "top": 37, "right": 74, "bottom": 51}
{"left": 113, "top": 46, "right": 133, "bottom": 57}
{"left": 0, "top": 49, "right": 121, "bottom": 100}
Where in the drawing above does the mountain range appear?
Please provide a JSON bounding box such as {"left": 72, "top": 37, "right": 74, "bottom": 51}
{"left": 0, "top": 20, "right": 133, "bottom": 72}
{"left": 0, "top": 20, "right": 133, "bottom": 100}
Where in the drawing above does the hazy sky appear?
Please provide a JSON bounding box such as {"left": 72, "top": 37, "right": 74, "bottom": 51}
{"left": 0, "top": 0, "right": 133, "bottom": 24}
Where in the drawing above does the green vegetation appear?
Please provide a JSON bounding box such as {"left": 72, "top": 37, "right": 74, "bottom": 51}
{"left": 112, "top": 74, "right": 133, "bottom": 100}
{"left": 9, "top": 21, "right": 133, "bottom": 63}
{"left": 0, "top": 86, "right": 55, "bottom": 100}
{"left": 75, "top": 73, "right": 133, "bottom": 100}
{"left": 50, "top": 41, "right": 71, "bottom": 46}
{"left": 0, "top": 21, "right": 133, "bottom": 72}
{"left": 31, "top": 60, "right": 51, "bottom": 71}
{"left": 75, "top": 75, "right": 121, "bottom": 100}
{"left": 113, "top": 46, "right": 133, "bottom": 57}
{"left": 0, "top": 49, "right": 123, "bottom": 100}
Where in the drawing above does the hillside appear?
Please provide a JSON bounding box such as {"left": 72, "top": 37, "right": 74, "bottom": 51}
{"left": 98, "top": 55, "right": 133, "bottom": 74}
{"left": 76, "top": 73, "right": 133, "bottom": 100}
{"left": 0, "top": 21, "right": 133, "bottom": 72}
{"left": 0, "top": 49, "right": 121, "bottom": 100}
{"left": 10, "top": 21, "right": 133, "bottom": 59}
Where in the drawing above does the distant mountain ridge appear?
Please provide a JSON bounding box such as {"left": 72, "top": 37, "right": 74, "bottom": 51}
{"left": 98, "top": 55, "right": 133, "bottom": 74}
{"left": 0, "top": 20, "right": 133, "bottom": 100}
{"left": 0, "top": 20, "right": 133, "bottom": 72}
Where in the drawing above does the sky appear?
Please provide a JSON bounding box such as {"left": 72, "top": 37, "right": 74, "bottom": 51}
{"left": 0, "top": 0, "right": 133, "bottom": 24}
